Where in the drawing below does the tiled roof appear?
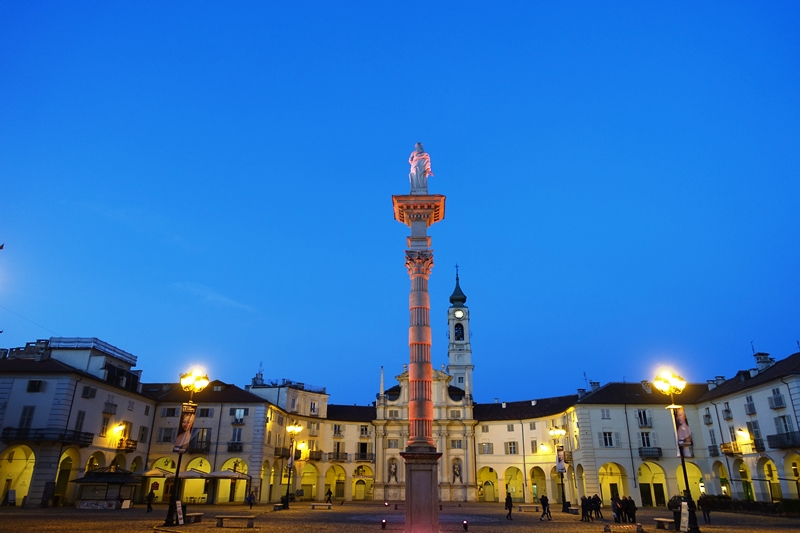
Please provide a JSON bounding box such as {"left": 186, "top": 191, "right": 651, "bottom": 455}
{"left": 327, "top": 404, "right": 377, "bottom": 422}
{"left": 696, "top": 352, "right": 800, "bottom": 402}
{"left": 473, "top": 395, "right": 579, "bottom": 421}
{"left": 144, "top": 380, "right": 273, "bottom": 405}
{"left": 577, "top": 382, "right": 707, "bottom": 405}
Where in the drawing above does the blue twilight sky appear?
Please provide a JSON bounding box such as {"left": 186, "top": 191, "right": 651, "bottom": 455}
{"left": 1, "top": 2, "right": 799, "bottom": 406}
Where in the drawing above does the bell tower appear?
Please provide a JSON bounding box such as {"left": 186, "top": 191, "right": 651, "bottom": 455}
{"left": 447, "top": 268, "right": 474, "bottom": 398}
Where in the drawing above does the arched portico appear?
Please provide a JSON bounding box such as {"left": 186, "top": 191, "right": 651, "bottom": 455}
{"left": 756, "top": 456, "right": 781, "bottom": 501}
{"left": 85, "top": 451, "right": 105, "bottom": 472}
{"left": 781, "top": 452, "right": 800, "bottom": 499}
{"left": 352, "top": 465, "right": 373, "bottom": 501}
{"left": 675, "top": 461, "right": 703, "bottom": 501}
{"left": 504, "top": 467, "right": 523, "bottom": 502}
{"left": 530, "top": 466, "right": 547, "bottom": 503}
{"left": 325, "top": 465, "right": 346, "bottom": 501}
{"left": 55, "top": 448, "right": 81, "bottom": 506}
{"left": 477, "top": 467, "right": 498, "bottom": 502}
{"left": 0, "top": 445, "right": 36, "bottom": 504}
{"left": 598, "top": 463, "right": 628, "bottom": 504}
{"left": 637, "top": 461, "right": 667, "bottom": 506}
{"left": 219, "top": 458, "right": 248, "bottom": 503}
{"left": 732, "top": 459, "right": 753, "bottom": 501}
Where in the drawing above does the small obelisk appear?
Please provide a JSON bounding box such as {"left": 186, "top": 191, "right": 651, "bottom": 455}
{"left": 393, "top": 143, "right": 445, "bottom": 533}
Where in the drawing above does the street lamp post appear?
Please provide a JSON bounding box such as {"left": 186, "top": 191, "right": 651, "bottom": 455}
{"left": 163, "top": 368, "right": 209, "bottom": 527}
{"left": 653, "top": 370, "right": 701, "bottom": 533}
{"left": 283, "top": 422, "right": 302, "bottom": 509}
{"left": 549, "top": 426, "right": 569, "bottom": 512}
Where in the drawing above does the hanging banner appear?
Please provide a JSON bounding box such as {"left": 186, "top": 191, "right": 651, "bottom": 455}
{"left": 174, "top": 403, "right": 197, "bottom": 453}
{"left": 672, "top": 406, "right": 694, "bottom": 458}
{"left": 556, "top": 445, "right": 566, "bottom": 473}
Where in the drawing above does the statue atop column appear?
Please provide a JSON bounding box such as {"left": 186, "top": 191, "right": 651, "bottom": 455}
{"left": 408, "top": 142, "right": 433, "bottom": 194}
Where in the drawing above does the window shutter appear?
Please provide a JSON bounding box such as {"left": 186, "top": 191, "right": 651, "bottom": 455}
{"left": 636, "top": 432, "right": 642, "bottom": 448}
{"left": 774, "top": 417, "right": 783, "bottom": 433}
{"left": 652, "top": 432, "right": 659, "bottom": 447}
{"left": 646, "top": 409, "right": 653, "bottom": 424}
{"left": 243, "top": 408, "right": 249, "bottom": 416}
{"left": 615, "top": 432, "right": 622, "bottom": 447}
{"left": 788, "top": 417, "right": 795, "bottom": 432}
{"left": 161, "top": 408, "right": 167, "bottom": 417}
{"left": 158, "top": 428, "right": 164, "bottom": 442}
{"left": 503, "top": 442, "right": 509, "bottom": 454}
{"left": 598, "top": 432, "right": 604, "bottom": 447}
{"left": 208, "top": 408, "right": 214, "bottom": 418}
{"left": 230, "top": 408, "right": 236, "bottom": 416}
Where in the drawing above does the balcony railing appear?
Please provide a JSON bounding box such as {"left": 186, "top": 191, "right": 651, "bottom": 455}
{"left": 768, "top": 395, "right": 786, "bottom": 409}
{"left": 720, "top": 442, "right": 741, "bottom": 455}
{"left": 308, "top": 429, "right": 319, "bottom": 437}
{"left": 307, "top": 450, "right": 323, "bottom": 461}
{"left": 638, "top": 447, "right": 663, "bottom": 459}
{"left": 767, "top": 431, "right": 800, "bottom": 449}
{"left": 327, "top": 452, "right": 349, "bottom": 462}
{"left": 103, "top": 402, "right": 118, "bottom": 415}
{"left": 354, "top": 453, "right": 375, "bottom": 462}
{"left": 188, "top": 440, "right": 211, "bottom": 454}
{"left": 638, "top": 419, "right": 652, "bottom": 428}
{"left": 721, "top": 409, "right": 733, "bottom": 420}
{"left": 231, "top": 418, "right": 245, "bottom": 425}
{"left": 708, "top": 445, "right": 720, "bottom": 457}
{"left": 275, "top": 447, "right": 291, "bottom": 458}
{"left": 333, "top": 432, "right": 344, "bottom": 439}
{"left": 703, "top": 414, "right": 713, "bottom": 425}
{"left": 117, "top": 438, "right": 138, "bottom": 452}
{"left": 563, "top": 451, "right": 573, "bottom": 463}
{"left": 744, "top": 403, "right": 756, "bottom": 415}
{"left": 228, "top": 441, "right": 243, "bottom": 452}
{"left": 1, "top": 427, "right": 95, "bottom": 447}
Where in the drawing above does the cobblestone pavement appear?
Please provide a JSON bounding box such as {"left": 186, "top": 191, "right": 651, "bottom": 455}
{"left": 0, "top": 502, "right": 797, "bottom": 532}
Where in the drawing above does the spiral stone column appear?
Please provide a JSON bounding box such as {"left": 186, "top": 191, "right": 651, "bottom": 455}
{"left": 392, "top": 193, "right": 445, "bottom": 533}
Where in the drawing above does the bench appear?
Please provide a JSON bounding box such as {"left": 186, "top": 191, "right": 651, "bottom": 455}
{"left": 568, "top": 507, "right": 579, "bottom": 515}
{"left": 518, "top": 505, "right": 541, "bottom": 512}
{"left": 604, "top": 525, "right": 643, "bottom": 533}
{"left": 311, "top": 503, "right": 332, "bottom": 510}
{"left": 214, "top": 515, "right": 256, "bottom": 528}
{"left": 654, "top": 518, "right": 676, "bottom": 530}
{"left": 185, "top": 512, "right": 204, "bottom": 524}
{"left": 273, "top": 504, "right": 283, "bottom": 511}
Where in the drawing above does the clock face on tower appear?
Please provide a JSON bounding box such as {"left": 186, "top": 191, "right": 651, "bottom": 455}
{"left": 454, "top": 309, "right": 464, "bottom": 319}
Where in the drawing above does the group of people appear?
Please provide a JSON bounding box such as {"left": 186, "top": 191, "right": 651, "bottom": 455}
{"left": 579, "top": 494, "right": 603, "bottom": 521}
{"left": 611, "top": 495, "right": 637, "bottom": 523}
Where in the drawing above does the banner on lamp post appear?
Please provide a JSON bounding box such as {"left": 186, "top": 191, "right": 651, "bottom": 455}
{"left": 173, "top": 403, "right": 197, "bottom": 453}
{"left": 556, "top": 445, "right": 566, "bottom": 473}
{"left": 671, "top": 406, "right": 694, "bottom": 458}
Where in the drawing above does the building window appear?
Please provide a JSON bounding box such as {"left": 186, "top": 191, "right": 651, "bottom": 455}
{"left": 388, "top": 439, "right": 399, "bottom": 449}
{"left": 505, "top": 441, "right": 518, "bottom": 454}
{"left": 27, "top": 380, "right": 44, "bottom": 393}
{"left": 128, "top": 401, "right": 135, "bottom": 411}
{"left": 99, "top": 416, "right": 109, "bottom": 437}
{"left": 601, "top": 409, "right": 611, "bottom": 420}
{"left": 231, "top": 408, "right": 248, "bottom": 423}
{"left": 334, "top": 424, "right": 343, "bottom": 437}
{"left": 157, "top": 427, "right": 176, "bottom": 443}
{"left": 232, "top": 428, "right": 243, "bottom": 442}
{"left": 481, "top": 425, "right": 489, "bottom": 433}
{"left": 388, "top": 409, "right": 399, "bottom": 419}
{"left": 139, "top": 426, "right": 149, "bottom": 443}
{"left": 308, "top": 439, "right": 318, "bottom": 451}
{"left": 290, "top": 397, "right": 297, "bottom": 411}
{"left": 213, "top": 385, "right": 222, "bottom": 392}
{"left": 81, "top": 386, "right": 97, "bottom": 399}
{"left": 450, "top": 410, "right": 462, "bottom": 419}
{"left": 74, "top": 410, "right": 86, "bottom": 432}
{"left": 507, "top": 424, "right": 514, "bottom": 432}
{"left": 198, "top": 408, "right": 214, "bottom": 418}
{"left": 636, "top": 409, "right": 651, "bottom": 426}
{"left": 144, "top": 405, "right": 150, "bottom": 416}
{"left": 640, "top": 432, "right": 651, "bottom": 447}
{"left": 454, "top": 323, "right": 464, "bottom": 341}
{"left": 529, "top": 422, "right": 536, "bottom": 430}
{"left": 458, "top": 377, "right": 464, "bottom": 384}
{"left": 161, "top": 407, "right": 178, "bottom": 417}
{"left": 729, "top": 426, "right": 737, "bottom": 441}
{"left": 310, "top": 401, "right": 317, "bottom": 414}
{"left": 478, "top": 443, "right": 493, "bottom": 455}
{"left": 709, "top": 429, "right": 717, "bottom": 445}
{"left": 602, "top": 432, "right": 614, "bottom": 447}
{"left": 775, "top": 415, "right": 794, "bottom": 433}
{"left": 451, "top": 439, "right": 463, "bottom": 449}
{"left": 277, "top": 414, "right": 285, "bottom": 426}
{"left": 360, "top": 425, "right": 369, "bottom": 437}
{"left": 267, "top": 430, "right": 272, "bottom": 444}
{"left": 531, "top": 439, "right": 538, "bottom": 453}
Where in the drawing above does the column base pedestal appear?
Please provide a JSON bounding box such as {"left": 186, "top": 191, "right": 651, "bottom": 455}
{"left": 400, "top": 449, "right": 442, "bottom": 533}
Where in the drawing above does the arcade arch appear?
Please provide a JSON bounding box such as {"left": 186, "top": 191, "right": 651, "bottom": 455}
{"left": 782, "top": 452, "right": 800, "bottom": 499}
{"left": 325, "top": 465, "right": 346, "bottom": 500}
{"left": 0, "top": 445, "right": 35, "bottom": 504}
{"left": 598, "top": 462, "right": 628, "bottom": 504}
{"left": 477, "top": 467, "right": 498, "bottom": 502}
{"left": 637, "top": 461, "right": 667, "bottom": 507}
{"left": 352, "top": 465, "right": 373, "bottom": 501}
{"left": 219, "top": 458, "right": 248, "bottom": 503}
{"left": 529, "top": 466, "right": 547, "bottom": 503}
{"left": 675, "top": 461, "right": 704, "bottom": 501}
{"left": 504, "top": 467, "right": 523, "bottom": 502}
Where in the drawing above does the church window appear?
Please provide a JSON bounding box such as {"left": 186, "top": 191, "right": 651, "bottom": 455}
{"left": 454, "top": 323, "right": 464, "bottom": 341}
{"left": 450, "top": 410, "right": 462, "bottom": 419}
{"left": 458, "top": 377, "right": 464, "bottom": 384}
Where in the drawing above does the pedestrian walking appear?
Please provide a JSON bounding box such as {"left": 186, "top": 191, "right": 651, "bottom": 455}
{"left": 325, "top": 488, "right": 333, "bottom": 504}
{"left": 505, "top": 492, "right": 513, "bottom": 520}
{"left": 146, "top": 490, "right": 155, "bottom": 513}
{"left": 540, "top": 494, "right": 552, "bottom": 520}
{"left": 698, "top": 495, "right": 711, "bottom": 524}
{"left": 247, "top": 491, "right": 256, "bottom": 509}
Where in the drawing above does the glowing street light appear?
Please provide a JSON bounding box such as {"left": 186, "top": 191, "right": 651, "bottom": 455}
{"left": 282, "top": 422, "right": 302, "bottom": 509}
{"left": 163, "top": 368, "right": 209, "bottom": 527}
{"left": 549, "top": 426, "right": 569, "bottom": 512}
{"left": 653, "top": 369, "right": 700, "bottom": 533}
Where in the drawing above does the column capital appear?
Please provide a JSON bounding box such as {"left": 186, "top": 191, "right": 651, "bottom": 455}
{"left": 406, "top": 250, "right": 434, "bottom": 277}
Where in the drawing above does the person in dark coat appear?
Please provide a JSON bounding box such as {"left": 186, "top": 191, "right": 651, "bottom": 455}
{"left": 540, "top": 494, "right": 551, "bottom": 520}
{"left": 146, "top": 490, "right": 155, "bottom": 512}
{"left": 612, "top": 496, "right": 622, "bottom": 522}
{"left": 591, "top": 494, "right": 603, "bottom": 519}
{"left": 505, "top": 492, "right": 513, "bottom": 520}
{"left": 580, "top": 496, "right": 592, "bottom": 522}
{"left": 626, "top": 497, "right": 637, "bottom": 523}
{"left": 325, "top": 488, "right": 333, "bottom": 503}
{"left": 698, "top": 495, "right": 710, "bottom": 524}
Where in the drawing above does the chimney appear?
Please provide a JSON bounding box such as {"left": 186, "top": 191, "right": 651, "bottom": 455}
{"left": 715, "top": 376, "right": 726, "bottom": 385}
{"left": 501, "top": 402, "right": 507, "bottom": 408}
{"left": 589, "top": 381, "right": 600, "bottom": 392}
{"left": 707, "top": 380, "right": 717, "bottom": 391}
{"left": 754, "top": 352, "right": 775, "bottom": 372}
{"left": 494, "top": 398, "right": 499, "bottom": 404}
{"left": 577, "top": 388, "right": 587, "bottom": 399}
{"left": 531, "top": 400, "right": 537, "bottom": 406}
{"left": 640, "top": 381, "right": 652, "bottom": 394}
